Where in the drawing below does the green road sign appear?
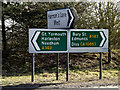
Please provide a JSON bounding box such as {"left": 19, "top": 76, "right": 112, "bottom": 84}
{"left": 29, "top": 29, "right": 67, "bottom": 53}
{"left": 70, "top": 31, "right": 107, "bottom": 47}
{"left": 29, "top": 29, "right": 108, "bottom": 53}
{"left": 69, "top": 29, "right": 108, "bottom": 53}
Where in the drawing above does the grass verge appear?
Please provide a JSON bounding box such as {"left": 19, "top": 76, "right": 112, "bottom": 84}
{"left": 1, "top": 69, "right": 118, "bottom": 86}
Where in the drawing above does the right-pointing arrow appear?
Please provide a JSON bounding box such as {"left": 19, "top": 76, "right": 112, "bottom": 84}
{"left": 67, "top": 9, "right": 74, "bottom": 27}
{"left": 32, "top": 31, "right": 41, "bottom": 51}
{"left": 100, "top": 32, "right": 106, "bottom": 47}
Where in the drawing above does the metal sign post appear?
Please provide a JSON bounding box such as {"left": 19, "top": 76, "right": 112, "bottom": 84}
{"left": 66, "top": 53, "right": 69, "bottom": 81}
{"left": 56, "top": 53, "right": 59, "bottom": 80}
{"left": 31, "top": 53, "right": 35, "bottom": 82}
{"left": 99, "top": 52, "right": 102, "bottom": 79}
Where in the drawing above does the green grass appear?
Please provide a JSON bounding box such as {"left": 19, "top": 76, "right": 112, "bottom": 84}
{"left": 1, "top": 69, "right": 118, "bottom": 86}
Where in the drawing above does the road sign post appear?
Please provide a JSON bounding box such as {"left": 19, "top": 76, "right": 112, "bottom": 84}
{"left": 31, "top": 53, "right": 35, "bottom": 82}
{"left": 29, "top": 7, "right": 109, "bottom": 82}
{"left": 99, "top": 52, "right": 102, "bottom": 79}
{"left": 56, "top": 53, "right": 59, "bottom": 80}
{"left": 66, "top": 53, "right": 69, "bottom": 81}
{"left": 29, "top": 29, "right": 108, "bottom": 81}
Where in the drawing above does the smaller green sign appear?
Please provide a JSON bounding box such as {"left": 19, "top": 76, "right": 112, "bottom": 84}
{"left": 70, "top": 31, "right": 106, "bottom": 47}
{"left": 31, "top": 30, "right": 67, "bottom": 51}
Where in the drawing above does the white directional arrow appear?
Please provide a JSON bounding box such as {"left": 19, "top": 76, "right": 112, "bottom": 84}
{"left": 100, "top": 32, "right": 106, "bottom": 47}
{"left": 32, "top": 31, "right": 40, "bottom": 51}
{"left": 67, "top": 9, "right": 74, "bottom": 27}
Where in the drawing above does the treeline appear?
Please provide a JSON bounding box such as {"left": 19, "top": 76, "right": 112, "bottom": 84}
{"left": 2, "top": 2, "right": 120, "bottom": 75}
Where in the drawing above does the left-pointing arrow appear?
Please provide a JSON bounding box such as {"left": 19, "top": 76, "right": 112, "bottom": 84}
{"left": 31, "top": 31, "right": 40, "bottom": 51}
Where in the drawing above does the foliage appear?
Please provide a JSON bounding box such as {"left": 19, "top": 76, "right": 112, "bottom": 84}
{"left": 2, "top": 2, "right": 120, "bottom": 74}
